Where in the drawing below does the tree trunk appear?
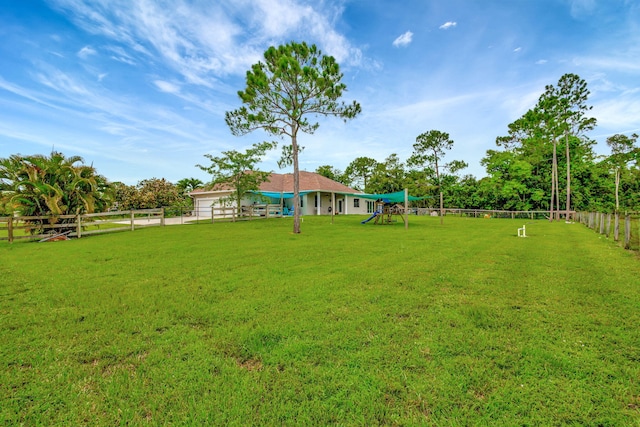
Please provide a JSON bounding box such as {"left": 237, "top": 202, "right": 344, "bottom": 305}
{"left": 236, "top": 186, "right": 243, "bottom": 216}
{"left": 439, "top": 191, "right": 444, "bottom": 225}
{"left": 435, "top": 157, "right": 443, "bottom": 225}
{"left": 615, "top": 168, "right": 620, "bottom": 212}
{"left": 550, "top": 139, "right": 557, "bottom": 221}
{"left": 292, "top": 131, "right": 301, "bottom": 234}
{"left": 565, "top": 131, "right": 571, "bottom": 221}
{"left": 553, "top": 143, "right": 560, "bottom": 219}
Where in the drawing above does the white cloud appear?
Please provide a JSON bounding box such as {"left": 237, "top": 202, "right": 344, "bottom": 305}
{"left": 244, "top": 0, "right": 362, "bottom": 66}
{"left": 393, "top": 31, "right": 413, "bottom": 48}
{"left": 97, "top": 73, "right": 108, "bottom": 82}
{"left": 573, "top": 55, "right": 640, "bottom": 73}
{"left": 34, "top": 68, "right": 91, "bottom": 96}
{"left": 49, "top": 0, "right": 365, "bottom": 84}
{"left": 535, "top": 59, "right": 548, "bottom": 65}
{"left": 592, "top": 91, "right": 640, "bottom": 130}
{"left": 77, "top": 45, "right": 96, "bottom": 58}
{"left": 439, "top": 21, "right": 457, "bottom": 30}
{"left": 154, "top": 80, "right": 180, "bottom": 94}
{"left": 106, "top": 46, "right": 137, "bottom": 65}
{"left": 513, "top": 47, "right": 522, "bottom": 53}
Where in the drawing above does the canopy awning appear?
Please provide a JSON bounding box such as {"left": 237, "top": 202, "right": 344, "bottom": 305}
{"left": 248, "top": 190, "right": 312, "bottom": 199}
{"left": 357, "top": 190, "right": 427, "bottom": 203}
{"left": 249, "top": 189, "right": 427, "bottom": 203}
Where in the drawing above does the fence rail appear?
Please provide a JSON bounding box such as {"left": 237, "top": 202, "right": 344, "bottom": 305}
{"left": 576, "top": 211, "right": 640, "bottom": 252}
{"left": 0, "top": 208, "right": 164, "bottom": 243}
{"left": 191, "top": 204, "right": 289, "bottom": 223}
{"left": 412, "top": 208, "right": 556, "bottom": 220}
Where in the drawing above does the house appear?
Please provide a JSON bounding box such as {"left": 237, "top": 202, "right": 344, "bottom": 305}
{"left": 190, "top": 171, "right": 374, "bottom": 216}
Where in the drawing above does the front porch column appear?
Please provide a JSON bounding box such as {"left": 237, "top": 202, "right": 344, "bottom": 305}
{"left": 331, "top": 192, "right": 335, "bottom": 222}
{"left": 317, "top": 192, "right": 321, "bottom": 215}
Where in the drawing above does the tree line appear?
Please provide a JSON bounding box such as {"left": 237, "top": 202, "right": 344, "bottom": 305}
{"left": 315, "top": 75, "right": 639, "bottom": 215}
{"left": 2, "top": 41, "right": 639, "bottom": 224}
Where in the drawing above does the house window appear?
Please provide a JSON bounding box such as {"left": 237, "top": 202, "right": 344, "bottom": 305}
{"left": 300, "top": 196, "right": 304, "bottom": 207}
{"left": 353, "top": 198, "right": 360, "bottom": 208}
{"left": 367, "top": 201, "right": 375, "bottom": 213}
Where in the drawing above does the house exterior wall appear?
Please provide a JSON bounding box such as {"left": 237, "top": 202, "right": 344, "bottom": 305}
{"left": 192, "top": 191, "right": 371, "bottom": 217}
{"left": 344, "top": 195, "right": 370, "bottom": 215}
{"left": 193, "top": 191, "right": 234, "bottom": 216}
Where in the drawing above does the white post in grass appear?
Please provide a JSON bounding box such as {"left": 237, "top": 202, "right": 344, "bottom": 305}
{"left": 518, "top": 225, "right": 526, "bottom": 237}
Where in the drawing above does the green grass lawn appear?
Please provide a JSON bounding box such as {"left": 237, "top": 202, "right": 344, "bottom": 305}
{"left": 1, "top": 216, "right": 639, "bottom": 425}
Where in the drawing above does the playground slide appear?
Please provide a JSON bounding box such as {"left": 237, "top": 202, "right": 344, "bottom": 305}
{"left": 361, "top": 212, "right": 379, "bottom": 224}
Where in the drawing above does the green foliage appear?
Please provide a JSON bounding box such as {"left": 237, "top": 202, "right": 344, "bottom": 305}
{"left": 409, "top": 130, "right": 455, "bottom": 169}
{"left": 0, "top": 151, "right": 113, "bottom": 224}
{"left": 113, "top": 178, "right": 185, "bottom": 211}
{"left": 226, "top": 41, "right": 361, "bottom": 233}
{"left": 111, "top": 181, "right": 138, "bottom": 209}
{"left": 344, "top": 157, "right": 379, "bottom": 191}
{"left": 176, "top": 177, "right": 203, "bottom": 194}
{"left": 315, "top": 165, "right": 347, "bottom": 184}
{"left": 197, "top": 142, "right": 274, "bottom": 214}
{"left": 539, "top": 73, "right": 597, "bottom": 216}
{"left": 483, "top": 74, "right": 600, "bottom": 213}
{"left": 367, "top": 154, "right": 406, "bottom": 194}
{"left": 409, "top": 130, "right": 467, "bottom": 222}
{"left": 137, "top": 178, "right": 182, "bottom": 208}
{"left": 606, "top": 133, "right": 639, "bottom": 211}
{"left": 2, "top": 217, "right": 639, "bottom": 424}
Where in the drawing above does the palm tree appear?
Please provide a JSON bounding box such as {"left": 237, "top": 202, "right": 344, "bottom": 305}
{"left": 176, "top": 177, "right": 203, "bottom": 194}
{"left": 0, "top": 151, "right": 114, "bottom": 233}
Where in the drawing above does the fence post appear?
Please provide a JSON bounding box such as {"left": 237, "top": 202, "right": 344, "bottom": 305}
{"left": 599, "top": 213, "right": 605, "bottom": 235}
{"left": 625, "top": 215, "right": 631, "bottom": 249}
{"left": 606, "top": 213, "right": 611, "bottom": 238}
{"left": 77, "top": 214, "right": 82, "bottom": 238}
{"left": 8, "top": 217, "right": 13, "bottom": 244}
{"left": 160, "top": 208, "right": 165, "bottom": 227}
{"left": 131, "top": 210, "right": 135, "bottom": 231}
{"left": 614, "top": 214, "right": 619, "bottom": 242}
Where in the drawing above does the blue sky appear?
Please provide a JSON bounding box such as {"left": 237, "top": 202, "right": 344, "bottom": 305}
{"left": 1, "top": 0, "right": 639, "bottom": 185}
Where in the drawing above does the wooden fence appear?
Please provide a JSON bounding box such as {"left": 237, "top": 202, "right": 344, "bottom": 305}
{"left": 0, "top": 208, "right": 164, "bottom": 243}
{"left": 198, "top": 204, "right": 288, "bottom": 223}
{"left": 413, "top": 208, "right": 555, "bottom": 220}
{"left": 576, "top": 211, "right": 640, "bottom": 251}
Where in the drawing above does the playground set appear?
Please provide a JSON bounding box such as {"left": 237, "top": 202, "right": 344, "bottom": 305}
{"left": 361, "top": 200, "right": 406, "bottom": 225}
{"left": 357, "top": 190, "right": 426, "bottom": 228}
